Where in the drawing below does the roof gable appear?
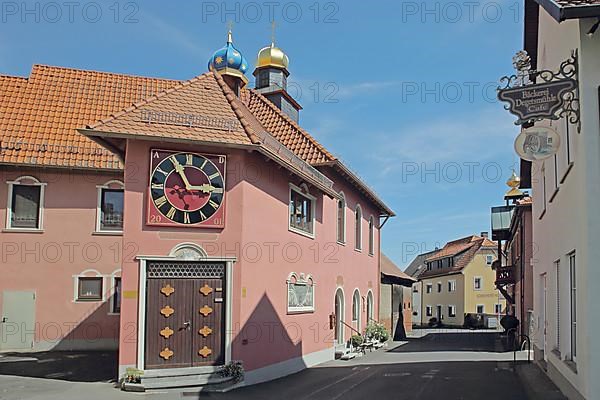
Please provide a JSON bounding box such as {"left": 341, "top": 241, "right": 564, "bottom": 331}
{"left": 535, "top": 0, "right": 600, "bottom": 21}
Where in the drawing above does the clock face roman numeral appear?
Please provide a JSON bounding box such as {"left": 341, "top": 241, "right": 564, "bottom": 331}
{"left": 166, "top": 207, "right": 176, "bottom": 220}
{"left": 154, "top": 196, "right": 167, "bottom": 208}
{"left": 150, "top": 151, "right": 226, "bottom": 226}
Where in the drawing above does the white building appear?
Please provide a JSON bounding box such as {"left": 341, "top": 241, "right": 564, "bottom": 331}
{"left": 520, "top": 1, "right": 600, "bottom": 399}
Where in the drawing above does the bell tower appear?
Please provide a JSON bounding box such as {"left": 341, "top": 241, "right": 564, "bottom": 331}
{"left": 253, "top": 23, "right": 302, "bottom": 122}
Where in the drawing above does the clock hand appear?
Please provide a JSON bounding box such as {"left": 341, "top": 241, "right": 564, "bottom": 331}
{"left": 188, "top": 184, "right": 216, "bottom": 194}
{"left": 171, "top": 158, "right": 192, "bottom": 190}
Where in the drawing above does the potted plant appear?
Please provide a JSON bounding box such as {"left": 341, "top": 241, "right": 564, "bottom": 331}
{"left": 218, "top": 361, "right": 244, "bottom": 383}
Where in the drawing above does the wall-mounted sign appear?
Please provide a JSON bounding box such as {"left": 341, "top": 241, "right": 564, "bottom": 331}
{"left": 498, "top": 79, "right": 576, "bottom": 124}
{"left": 514, "top": 126, "right": 561, "bottom": 162}
{"left": 497, "top": 50, "right": 580, "bottom": 131}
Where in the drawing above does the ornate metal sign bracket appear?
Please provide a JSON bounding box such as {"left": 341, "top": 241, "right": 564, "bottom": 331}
{"left": 498, "top": 50, "right": 581, "bottom": 133}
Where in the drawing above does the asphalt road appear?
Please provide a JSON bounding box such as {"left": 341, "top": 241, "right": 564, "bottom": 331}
{"left": 194, "top": 361, "right": 529, "bottom": 400}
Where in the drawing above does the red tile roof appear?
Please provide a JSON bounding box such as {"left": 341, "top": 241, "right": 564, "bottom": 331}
{"left": 0, "top": 65, "right": 179, "bottom": 170}
{"left": 1, "top": 64, "right": 393, "bottom": 214}
{"left": 419, "top": 235, "right": 497, "bottom": 279}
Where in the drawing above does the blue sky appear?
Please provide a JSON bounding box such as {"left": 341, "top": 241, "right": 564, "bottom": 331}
{"left": 0, "top": 0, "right": 524, "bottom": 268}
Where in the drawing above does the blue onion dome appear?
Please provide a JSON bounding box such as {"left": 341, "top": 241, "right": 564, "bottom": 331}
{"left": 208, "top": 30, "right": 249, "bottom": 85}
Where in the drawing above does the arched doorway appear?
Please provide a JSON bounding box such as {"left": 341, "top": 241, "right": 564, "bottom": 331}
{"left": 334, "top": 288, "right": 345, "bottom": 345}
{"left": 366, "top": 291, "right": 374, "bottom": 325}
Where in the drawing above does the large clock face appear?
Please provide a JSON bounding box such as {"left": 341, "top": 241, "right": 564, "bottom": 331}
{"left": 147, "top": 150, "right": 226, "bottom": 228}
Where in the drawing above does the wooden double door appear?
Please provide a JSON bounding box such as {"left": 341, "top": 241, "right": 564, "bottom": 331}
{"left": 145, "top": 262, "right": 225, "bottom": 369}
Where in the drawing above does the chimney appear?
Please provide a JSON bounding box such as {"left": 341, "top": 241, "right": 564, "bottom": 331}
{"left": 481, "top": 232, "right": 489, "bottom": 239}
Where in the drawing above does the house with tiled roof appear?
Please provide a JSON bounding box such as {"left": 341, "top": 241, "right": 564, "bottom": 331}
{"left": 0, "top": 32, "right": 393, "bottom": 389}
{"left": 417, "top": 234, "right": 505, "bottom": 327}
{"left": 404, "top": 249, "right": 438, "bottom": 326}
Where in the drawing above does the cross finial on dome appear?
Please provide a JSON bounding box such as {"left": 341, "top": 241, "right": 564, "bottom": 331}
{"left": 271, "top": 20, "right": 276, "bottom": 46}
{"left": 227, "top": 20, "right": 234, "bottom": 43}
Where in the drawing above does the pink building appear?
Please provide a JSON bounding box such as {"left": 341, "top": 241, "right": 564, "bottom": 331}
{"left": 0, "top": 33, "right": 393, "bottom": 388}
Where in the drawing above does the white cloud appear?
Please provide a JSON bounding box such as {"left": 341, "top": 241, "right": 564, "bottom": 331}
{"left": 142, "top": 12, "right": 209, "bottom": 56}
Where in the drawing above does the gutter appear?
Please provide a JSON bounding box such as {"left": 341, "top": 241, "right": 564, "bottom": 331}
{"left": 535, "top": 0, "right": 600, "bottom": 22}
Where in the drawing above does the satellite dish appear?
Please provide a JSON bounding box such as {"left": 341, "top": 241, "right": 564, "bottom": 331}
{"left": 514, "top": 126, "right": 561, "bottom": 162}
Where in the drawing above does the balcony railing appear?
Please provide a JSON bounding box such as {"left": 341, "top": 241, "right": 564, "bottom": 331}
{"left": 495, "top": 265, "right": 516, "bottom": 285}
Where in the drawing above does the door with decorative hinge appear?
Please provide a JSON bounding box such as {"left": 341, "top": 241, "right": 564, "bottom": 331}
{"left": 192, "top": 279, "right": 225, "bottom": 366}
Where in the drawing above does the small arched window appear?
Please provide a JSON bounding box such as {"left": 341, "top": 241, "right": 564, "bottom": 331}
{"left": 368, "top": 216, "right": 375, "bottom": 255}
{"left": 337, "top": 193, "right": 346, "bottom": 244}
{"left": 355, "top": 205, "right": 362, "bottom": 251}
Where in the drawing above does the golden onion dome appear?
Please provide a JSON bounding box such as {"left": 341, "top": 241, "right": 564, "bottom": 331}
{"left": 506, "top": 170, "right": 521, "bottom": 189}
{"left": 256, "top": 43, "right": 289, "bottom": 70}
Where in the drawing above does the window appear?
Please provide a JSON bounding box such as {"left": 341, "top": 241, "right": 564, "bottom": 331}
{"left": 287, "top": 273, "right": 315, "bottom": 313}
{"left": 6, "top": 176, "right": 46, "bottom": 230}
{"left": 112, "top": 277, "right": 122, "bottom": 314}
{"left": 354, "top": 205, "right": 362, "bottom": 250}
{"left": 289, "top": 185, "right": 315, "bottom": 237}
{"left": 494, "top": 304, "right": 503, "bottom": 314}
{"left": 413, "top": 285, "right": 418, "bottom": 293}
{"left": 476, "top": 304, "right": 485, "bottom": 314}
{"left": 426, "top": 283, "right": 432, "bottom": 294}
{"left": 486, "top": 255, "right": 494, "bottom": 265}
{"left": 352, "top": 290, "right": 360, "bottom": 322}
{"left": 336, "top": 193, "right": 346, "bottom": 243}
{"left": 569, "top": 252, "right": 576, "bottom": 361}
{"left": 426, "top": 305, "right": 433, "bottom": 317}
{"left": 448, "top": 305, "right": 456, "bottom": 317}
{"left": 448, "top": 280, "right": 456, "bottom": 292}
{"left": 437, "top": 282, "right": 442, "bottom": 293}
{"left": 77, "top": 277, "right": 103, "bottom": 301}
{"left": 368, "top": 216, "right": 375, "bottom": 256}
{"left": 97, "top": 181, "right": 124, "bottom": 232}
{"left": 555, "top": 260, "right": 561, "bottom": 351}
{"left": 474, "top": 277, "right": 482, "bottom": 290}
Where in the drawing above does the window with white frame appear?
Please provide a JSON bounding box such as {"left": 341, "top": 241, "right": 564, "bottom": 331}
{"left": 336, "top": 193, "right": 346, "bottom": 243}
{"left": 352, "top": 290, "right": 360, "bottom": 321}
{"left": 6, "top": 176, "right": 46, "bottom": 230}
{"left": 287, "top": 273, "right": 314, "bottom": 313}
{"left": 569, "top": 251, "right": 577, "bottom": 361}
{"left": 474, "top": 277, "right": 482, "bottom": 290}
{"left": 476, "top": 304, "right": 485, "bottom": 314}
{"left": 289, "top": 184, "right": 315, "bottom": 236}
{"left": 97, "top": 180, "right": 124, "bottom": 232}
{"left": 426, "top": 283, "right": 432, "bottom": 294}
{"left": 368, "top": 216, "right": 375, "bottom": 255}
{"left": 448, "top": 280, "right": 456, "bottom": 292}
{"left": 486, "top": 255, "right": 494, "bottom": 265}
{"left": 354, "top": 205, "right": 362, "bottom": 250}
{"left": 437, "top": 282, "right": 442, "bottom": 293}
{"left": 448, "top": 305, "right": 456, "bottom": 317}
{"left": 77, "top": 277, "right": 103, "bottom": 301}
{"left": 426, "top": 305, "right": 433, "bottom": 317}
{"left": 494, "top": 303, "right": 503, "bottom": 314}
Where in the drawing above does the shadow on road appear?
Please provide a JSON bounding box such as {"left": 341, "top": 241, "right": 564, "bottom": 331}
{"left": 388, "top": 332, "right": 513, "bottom": 353}
{"left": 0, "top": 351, "right": 117, "bottom": 382}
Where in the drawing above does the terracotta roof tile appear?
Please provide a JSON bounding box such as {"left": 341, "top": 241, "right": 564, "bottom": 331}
{"left": 0, "top": 65, "right": 180, "bottom": 170}
{"left": 381, "top": 254, "right": 416, "bottom": 281}
{"left": 84, "top": 72, "right": 252, "bottom": 147}
{"left": 240, "top": 89, "right": 334, "bottom": 165}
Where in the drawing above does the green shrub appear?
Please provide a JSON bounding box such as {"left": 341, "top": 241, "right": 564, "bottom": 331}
{"left": 350, "top": 334, "right": 364, "bottom": 348}
{"left": 365, "top": 322, "right": 389, "bottom": 343}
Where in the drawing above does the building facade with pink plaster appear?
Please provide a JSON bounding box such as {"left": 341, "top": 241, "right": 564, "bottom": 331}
{"left": 0, "top": 33, "right": 393, "bottom": 387}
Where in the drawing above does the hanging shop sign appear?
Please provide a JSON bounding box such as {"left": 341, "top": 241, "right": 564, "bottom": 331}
{"left": 514, "top": 126, "right": 561, "bottom": 162}
{"left": 497, "top": 50, "right": 580, "bottom": 131}
{"left": 498, "top": 80, "right": 576, "bottom": 123}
